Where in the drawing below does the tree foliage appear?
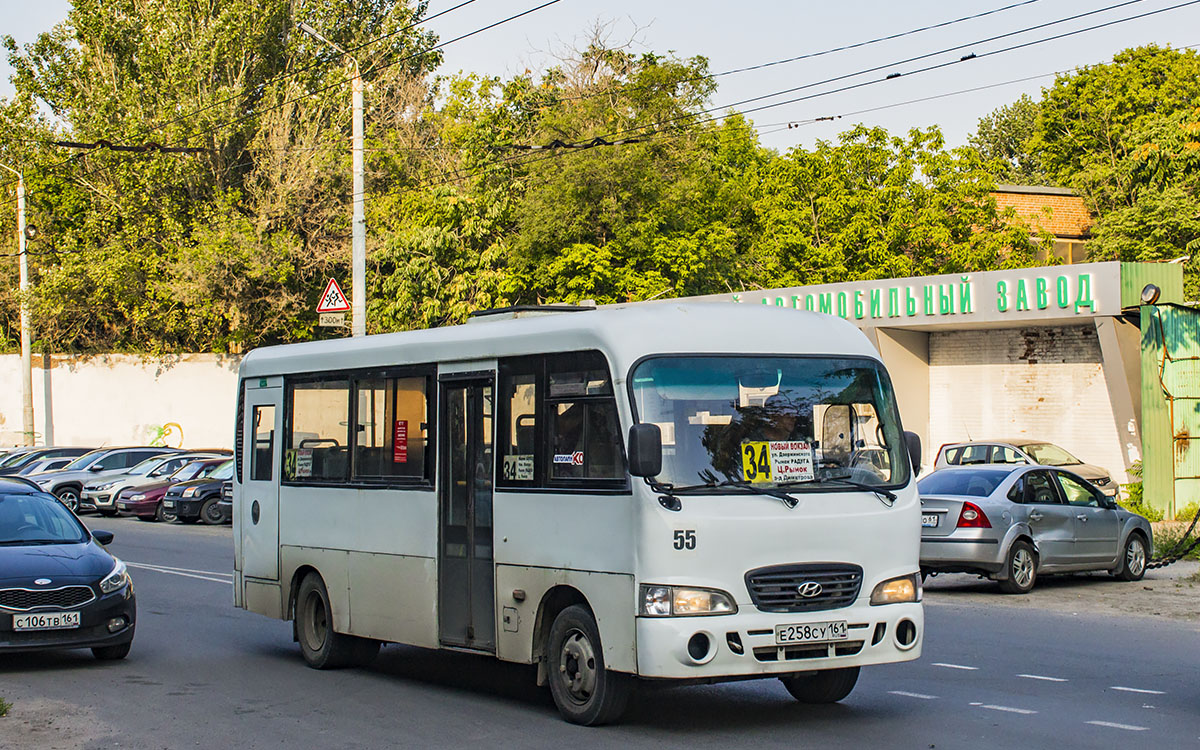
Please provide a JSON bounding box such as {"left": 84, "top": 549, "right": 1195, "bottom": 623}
{"left": 1, "top": 4, "right": 1051, "bottom": 352}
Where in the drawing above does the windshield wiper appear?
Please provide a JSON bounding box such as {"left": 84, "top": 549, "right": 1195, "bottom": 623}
{"left": 773, "top": 474, "right": 897, "bottom": 506}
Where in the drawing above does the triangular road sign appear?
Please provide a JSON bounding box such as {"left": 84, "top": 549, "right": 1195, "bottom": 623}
{"left": 316, "top": 278, "right": 351, "bottom": 313}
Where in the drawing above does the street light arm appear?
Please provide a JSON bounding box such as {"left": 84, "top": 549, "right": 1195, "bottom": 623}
{"left": 297, "top": 21, "right": 350, "bottom": 57}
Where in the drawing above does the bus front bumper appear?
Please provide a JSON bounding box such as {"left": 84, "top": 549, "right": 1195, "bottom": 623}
{"left": 634, "top": 602, "right": 922, "bottom": 680}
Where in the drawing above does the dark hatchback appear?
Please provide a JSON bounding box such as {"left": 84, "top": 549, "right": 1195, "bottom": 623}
{"left": 0, "top": 482, "right": 136, "bottom": 659}
{"left": 163, "top": 459, "right": 233, "bottom": 524}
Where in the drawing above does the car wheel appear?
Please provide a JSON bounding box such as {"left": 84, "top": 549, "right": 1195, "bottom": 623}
{"left": 1113, "top": 533, "right": 1148, "bottom": 582}
{"left": 155, "top": 503, "right": 171, "bottom": 523}
{"left": 296, "top": 573, "right": 379, "bottom": 669}
{"left": 200, "top": 497, "right": 224, "bottom": 525}
{"left": 780, "top": 666, "right": 860, "bottom": 703}
{"left": 56, "top": 487, "right": 80, "bottom": 513}
{"left": 92, "top": 643, "right": 131, "bottom": 661}
{"left": 546, "top": 604, "right": 632, "bottom": 725}
{"left": 998, "top": 540, "right": 1037, "bottom": 594}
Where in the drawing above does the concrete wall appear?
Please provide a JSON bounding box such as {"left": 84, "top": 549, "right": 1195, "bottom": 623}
{"left": 0, "top": 353, "right": 241, "bottom": 450}
{"left": 927, "top": 325, "right": 1129, "bottom": 484}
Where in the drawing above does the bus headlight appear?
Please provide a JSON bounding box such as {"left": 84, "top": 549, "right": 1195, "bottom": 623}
{"left": 870, "top": 574, "right": 921, "bottom": 605}
{"left": 640, "top": 585, "right": 737, "bottom": 617}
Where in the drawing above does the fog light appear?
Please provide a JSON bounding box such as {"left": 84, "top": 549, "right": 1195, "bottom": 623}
{"left": 895, "top": 619, "right": 918, "bottom": 650}
{"left": 106, "top": 617, "right": 127, "bottom": 633}
{"left": 687, "top": 632, "right": 710, "bottom": 661}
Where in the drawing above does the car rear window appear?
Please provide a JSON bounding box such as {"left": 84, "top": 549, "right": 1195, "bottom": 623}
{"left": 918, "top": 470, "right": 1009, "bottom": 497}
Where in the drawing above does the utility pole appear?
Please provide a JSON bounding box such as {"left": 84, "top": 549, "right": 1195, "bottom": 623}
{"left": 299, "top": 21, "right": 367, "bottom": 337}
{"left": 1, "top": 162, "right": 35, "bottom": 445}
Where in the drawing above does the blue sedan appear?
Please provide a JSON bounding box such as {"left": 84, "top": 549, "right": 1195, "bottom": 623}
{"left": 918, "top": 465, "right": 1152, "bottom": 594}
{"left": 0, "top": 478, "right": 136, "bottom": 658}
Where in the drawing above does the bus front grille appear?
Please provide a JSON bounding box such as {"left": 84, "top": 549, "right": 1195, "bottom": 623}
{"left": 744, "top": 563, "right": 863, "bottom": 613}
{"left": 752, "top": 640, "right": 864, "bottom": 662}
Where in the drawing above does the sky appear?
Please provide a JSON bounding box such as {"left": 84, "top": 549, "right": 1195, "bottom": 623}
{"left": 3, "top": 0, "right": 1200, "bottom": 152}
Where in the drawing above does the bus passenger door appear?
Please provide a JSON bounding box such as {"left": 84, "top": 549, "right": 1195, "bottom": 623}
{"left": 242, "top": 385, "right": 282, "bottom": 581}
{"left": 438, "top": 376, "right": 496, "bottom": 651}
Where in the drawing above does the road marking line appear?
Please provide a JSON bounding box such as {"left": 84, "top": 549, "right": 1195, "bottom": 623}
{"left": 127, "top": 561, "right": 232, "bottom": 578}
{"left": 127, "top": 562, "right": 231, "bottom": 584}
{"left": 1110, "top": 686, "right": 1165, "bottom": 695}
{"left": 933, "top": 662, "right": 979, "bottom": 671}
{"left": 889, "top": 691, "right": 938, "bottom": 700}
{"left": 1087, "top": 721, "right": 1148, "bottom": 731}
{"left": 1018, "top": 674, "right": 1068, "bottom": 682}
{"left": 975, "top": 704, "right": 1037, "bottom": 715}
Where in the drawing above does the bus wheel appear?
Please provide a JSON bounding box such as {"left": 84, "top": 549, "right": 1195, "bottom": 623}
{"left": 780, "top": 666, "right": 860, "bottom": 703}
{"left": 296, "top": 573, "right": 373, "bottom": 669}
{"left": 547, "top": 605, "right": 632, "bottom": 725}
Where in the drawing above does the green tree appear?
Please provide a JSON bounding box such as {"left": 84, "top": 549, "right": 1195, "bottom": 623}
{"left": 969, "top": 94, "right": 1050, "bottom": 185}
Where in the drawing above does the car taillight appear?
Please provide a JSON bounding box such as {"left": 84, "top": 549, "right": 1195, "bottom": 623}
{"left": 956, "top": 502, "right": 991, "bottom": 528}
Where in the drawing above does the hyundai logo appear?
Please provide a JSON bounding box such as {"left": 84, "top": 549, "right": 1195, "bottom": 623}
{"left": 34, "top": 578, "right": 52, "bottom": 585}
{"left": 797, "top": 581, "right": 823, "bottom": 598}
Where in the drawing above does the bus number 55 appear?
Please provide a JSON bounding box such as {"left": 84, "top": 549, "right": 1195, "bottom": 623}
{"left": 673, "top": 530, "right": 697, "bottom": 550}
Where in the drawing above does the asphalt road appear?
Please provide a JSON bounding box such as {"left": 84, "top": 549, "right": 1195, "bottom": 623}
{"left": 2, "top": 517, "right": 1198, "bottom": 749}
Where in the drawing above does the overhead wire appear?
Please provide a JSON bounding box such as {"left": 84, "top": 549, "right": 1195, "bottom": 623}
{"left": 0, "top": 0, "right": 564, "bottom": 211}
{"left": 544, "top": 0, "right": 1052, "bottom": 106}
{"left": 498, "top": 0, "right": 1200, "bottom": 156}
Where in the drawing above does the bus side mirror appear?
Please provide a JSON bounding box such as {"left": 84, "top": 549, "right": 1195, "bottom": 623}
{"left": 905, "top": 431, "right": 922, "bottom": 475}
{"left": 628, "top": 424, "right": 662, "bottom": 478}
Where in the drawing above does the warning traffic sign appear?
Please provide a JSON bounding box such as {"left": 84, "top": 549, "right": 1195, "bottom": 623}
{"left": 316, "top": 278, "right": 351, "bottom": 313}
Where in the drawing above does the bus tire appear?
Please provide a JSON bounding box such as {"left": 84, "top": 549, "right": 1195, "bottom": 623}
{"left": 546, "top": 604, "right": 631, "bottom": 725}
{"left": 296, "top": 573, "right": 360, "bottom": 669}
{"left": 780, "top": 666, "right": 860, "bottom": 703}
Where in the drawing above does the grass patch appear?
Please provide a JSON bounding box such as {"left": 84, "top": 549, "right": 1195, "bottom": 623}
{"left": 0, "top": 696, "right": 10, "bottom": 717}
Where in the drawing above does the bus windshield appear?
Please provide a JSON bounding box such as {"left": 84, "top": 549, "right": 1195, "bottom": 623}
{"left": 630, "top": 356, "right": 909, "bottom": 490}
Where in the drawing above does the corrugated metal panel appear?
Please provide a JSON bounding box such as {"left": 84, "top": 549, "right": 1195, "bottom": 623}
{"left": 1142, "top": 304, "right": 1200, "bottom": 517}
{"left": 1122, "top": 263, "right": 1184, "bottom": 309}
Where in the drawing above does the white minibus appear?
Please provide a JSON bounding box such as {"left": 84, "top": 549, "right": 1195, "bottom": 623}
{"left": 233, "top": 302, "right": 923, "bottom": 725}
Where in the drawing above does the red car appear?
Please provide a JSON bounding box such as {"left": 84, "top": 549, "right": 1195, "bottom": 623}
{"left": 115, "top": 458, "right": 228, "bottom": 521}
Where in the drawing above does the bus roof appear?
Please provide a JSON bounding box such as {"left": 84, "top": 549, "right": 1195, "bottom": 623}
{"left": 237, "top": 303, "right": 881, "bottom": 380}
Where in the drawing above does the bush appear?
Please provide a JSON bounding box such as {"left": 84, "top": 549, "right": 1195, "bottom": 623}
{"left": 1118, "top": 492, "right": 1164, "bottom": 522}
{"left": 1151, "top": 521, "right": 1200, "bottom": 560}
{"left": 0, "top": 696, "right": 10, "bottom": 717}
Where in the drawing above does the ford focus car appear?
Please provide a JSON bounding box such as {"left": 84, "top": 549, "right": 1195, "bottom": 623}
{"left": 918, "top": 465, "right": 1151, "bottom": 594}
{"left": 0, "top": 486, "right": 136, "bottom": 658}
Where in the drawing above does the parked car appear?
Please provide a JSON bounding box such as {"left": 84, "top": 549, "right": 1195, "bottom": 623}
{"left": 217, "top": 480, "right": 232, "bottom": 524}
{"left": 162, "top": 459, "right": 234, "bottom": 525}
{"left": 0, "top": 475, "right": 46, "bottom": 493}
{"left": 0, "top": 446, "right": 93, "bottom": 476}
{"left": 83, "top": 451, "right": 227, "bottom": 517}
{"left": 932, "top": 439, "right": 1118, "bottom": 496}
{"left": 0, "top": 485, "right": 136, "bottom": 659}
{"left": 15, "top": 457, "right": 74, "bottom": 476}
{"left": 29, "top": 447, "right": 177, "bottom": 513}
{"left": 116, "top": 457, "right": 229, "bottom": 522}
{"left": 918, "top": 465, "right": 1152, "bottom": 594}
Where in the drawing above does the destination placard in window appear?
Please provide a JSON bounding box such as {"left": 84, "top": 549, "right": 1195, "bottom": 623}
{"left": 740, "top": 441, "right": 815, "bottom": 483}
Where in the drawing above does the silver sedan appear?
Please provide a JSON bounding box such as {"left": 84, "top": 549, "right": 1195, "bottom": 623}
{"left": 918, "top": 465, "right": 1152, "bottom": 594}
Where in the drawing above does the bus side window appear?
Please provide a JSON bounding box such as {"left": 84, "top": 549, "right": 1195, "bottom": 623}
{"left": 499, "top": 364, "right": 539, "bottom": 485}
{"left": 546, "top": 351, "right": 625, "bottom": 484}
{"left": 252, "top": 405, "right": 274, "bottom": 481}
{"left": 286, "top": 379, "right": 351, "bottom": 482}
{"left": 352, "top": 374, "right": 431, "bottom": 482}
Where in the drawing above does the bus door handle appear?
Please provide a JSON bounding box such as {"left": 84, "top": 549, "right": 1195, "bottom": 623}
{"left": 1028, "top": 512, "right": 1043, "bottom": 521}
{"left": 1076, "top": 514, "right": 1088, "bottom": 522}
